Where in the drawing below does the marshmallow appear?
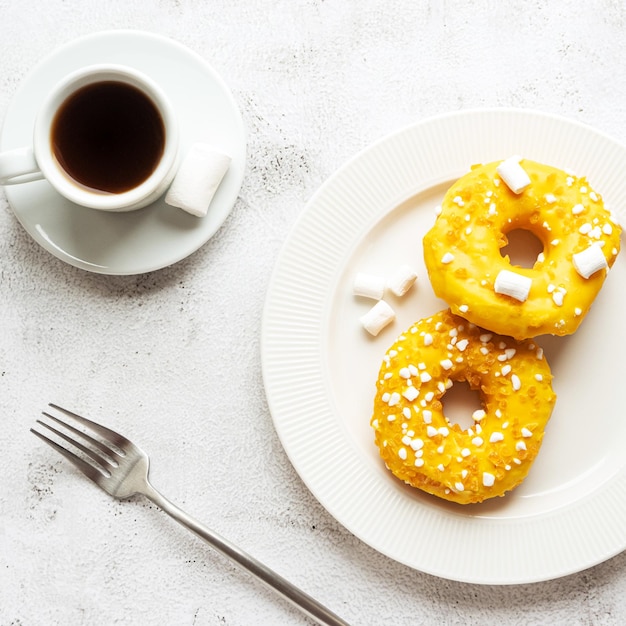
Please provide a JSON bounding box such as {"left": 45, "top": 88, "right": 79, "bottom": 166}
{"left": 496, "top": 156, "right": 531, "bottom": 194}
{"left": 360, "top": 300, "right": 395, "bottom": 336}
{"left": 494, "top": 269, "right": 532, "bottom": 302}
{"left": 353, "top": 272, "right": 386, "bottom": 300}
{"left": 572, "top": 244, "right": 608, "bottom": 279}
{"left": 165, "top": 143, "right": 231, "bottom": 217}
{"left": 387, "top": 264, "right": 417, "bottom": 297}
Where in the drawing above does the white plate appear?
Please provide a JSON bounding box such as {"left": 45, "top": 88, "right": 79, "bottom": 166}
{"left": 262, "top": 109, "right": 626, "bottom": 584}
{"left": 0, "top": 30, "right": 246, "bottom": 275}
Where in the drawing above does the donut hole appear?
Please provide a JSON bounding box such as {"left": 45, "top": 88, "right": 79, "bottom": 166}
{"left": 500, "top": 228, "right": 544, "bottom": 268}
{"left": 441, "top": 380, "right": 483, "bottom": 431}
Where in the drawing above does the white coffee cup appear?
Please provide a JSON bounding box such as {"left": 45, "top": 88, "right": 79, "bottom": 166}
{"left": 0, "top": 64, "right": 179, "bottom": 212}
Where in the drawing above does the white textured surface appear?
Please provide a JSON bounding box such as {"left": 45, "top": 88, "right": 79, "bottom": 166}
{"left": 1, "top": 1, "right": 626, "bottom": 625}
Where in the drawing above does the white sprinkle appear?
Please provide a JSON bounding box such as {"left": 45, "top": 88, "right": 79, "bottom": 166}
{"left": 534, "top": 373, "right": 543, "bottom": 382}
{"left": 399, "top": 367, "right": 411, "bottom": 379}
{"left": 414, "top": 458, "right": 424, "bottom": 467}
{"left": 427, "top": 426, "right": 438, "bottom": 437}
{"left": 438, "top": 427, "right": 450, "bottom": 437}
{"left": 574, "top": 307, "right": 582, "bottom": 316}
{"left": 552, "top": 289, "right": 565, "bottom": 307}
{"left": 521, "top": 427, "right": 533, "bottom": 438}
{"left": 440, "top": 358, "right": 453, "bottom": 371}
{"left": 589, "top": 225, "right": 602, "bottom": 239}
{"left": 482, "top": 472, "right": 495, "bottom": 487}
{"left": 420, "top": 372, "right": 432, "bottom": 383}
{"left": 480, "top": 333, "right": 493, "bottom": 343}
{"left": 458, "top": 304, "right": 469, "bottom": 313}
{"left": 409, "top": 364, "right": 419, "bottom": 376}
{"left": 511, "top": 374, "right": 521, "bottom": 391}
{"left": 424, "top": 391, "right": 435, "bottom": 402}
{"left": 455, "top": 482, "right": 465, "bottom": 492}
{"left": 603, "top": 223, "right": 613, "bottom": 235}
{"left": 388, "top": 392, "right": 401, "bottom": 406}
{"left": 381, "top": 392, "right": 390, "bottom": 403}
{"left": 572, "top": 203, "right": 584, "bottom": 215}
{"left": 501, "top": 364, "right": 512, "bottom": 376}
{"left": 441, "top": 252, "right": 455, "bottom": 264}
{"left": 398, "top": 448, "right": 407, "bottom": 460}
{"left": 410, "top": 438, "right": 424, "bottom": 451}
{"left": 438, "top": 464, "right": 445, "bottom": 472}
{"left": 422, "top": 410, "right": 433, "bottom": 424}
{"left": 516, "top": 441, "right": 527, "bottom": 451}
{"left": 387, "top": 414, "right": 396, "bottom": 422}
{"left": 453, "top": 195, "right": 465, "bottom": 206}
{"left": 579, "top": 223, "right": 592, "bottom": 235}
{"left": 489, "top": 432, "right": 504, "bottom": 443}
{"left": 472, "top": 436, "right": 484, "bottom": 446}
{"left": 495, "top": 409, "right": 502, "bottom": 418}
{"left": 423, "top": 333, "right": 433, "bottom": 346}
{"left": 590, "top": 191, "right": 599, "bottom": 201}
{"left": 545, "top": 193, "right": 556, "bottom": 204}
{"left": 461, "top": 469, "right": 468, "bottom": 479}
{"left": 472, "top": 409, "right": 486, "bottom": 422}
{"left": 437, "top": 445, "right": 444, "bottom": 454}
{"left": 402, "top": 407, "right": 411, "bottom": 419}
{"left": 456, "top": 339, "right": 469, "bottom": 352}
{"left": 461, "top": 448, "right": 471, "bottom": 457}
{"left": 402, "top": 387, "right": 419, "bottom": 402}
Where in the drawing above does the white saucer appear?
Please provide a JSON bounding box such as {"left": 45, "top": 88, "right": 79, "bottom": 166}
{"left": 0, "top": 30, "right": 246, "bottom": 275}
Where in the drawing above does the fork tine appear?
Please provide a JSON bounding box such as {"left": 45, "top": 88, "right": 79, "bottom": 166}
{"left": 34, "top": 416, "right": 117, "bottom": 473}
{"left": 41, "top": 409, "right": 122, "bottom": 463}
{"left": 30, "top": 426, "right": 108, "bottom": 483}
{"left": 47, "top": 403, "right": 131, "bottom": 450}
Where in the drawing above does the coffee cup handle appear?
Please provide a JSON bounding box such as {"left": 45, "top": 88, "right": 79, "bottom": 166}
{"left": 0, "top": 146, "right": 44, "bottom": 185}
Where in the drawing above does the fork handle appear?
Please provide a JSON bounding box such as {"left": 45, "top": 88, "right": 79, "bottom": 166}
{"left": 142, "top": 482, "right": 351, "bottom": 626}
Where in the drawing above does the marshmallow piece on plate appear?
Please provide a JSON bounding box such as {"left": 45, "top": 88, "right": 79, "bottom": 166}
{"left": 496, "top": 156, "right": 531, "bottom": 194}
{"left": 165, "top": 143, "right": 231, "bottom": 217}
{"left": 353, "top": 272, "right": 386, "bottom": 300}
{"left": 360, "top": 300, "right": 395, "bottom": 336}
{"left": 572, "top": 244, "right": 608, "bottom": 279}
{"left": 387, "top": 264, "right": 417, "bottom": 296}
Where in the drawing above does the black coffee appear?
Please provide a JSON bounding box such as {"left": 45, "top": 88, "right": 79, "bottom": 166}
{"left": 51, "top": 81, "right": 165, "bottom": 194}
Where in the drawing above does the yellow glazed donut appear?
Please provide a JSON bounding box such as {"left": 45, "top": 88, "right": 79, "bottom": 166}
{"left": 423, "top": 159, "right": 621, "bottom": 340}
{"left": 371, "top": 309, "right": 556, "bottom": 505}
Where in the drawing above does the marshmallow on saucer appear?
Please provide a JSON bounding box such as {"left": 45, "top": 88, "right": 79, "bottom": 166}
{"left": 165, "top": 143, "right": 231, "bottom": 217}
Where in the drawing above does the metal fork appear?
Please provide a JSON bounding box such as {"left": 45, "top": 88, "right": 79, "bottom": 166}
{"left": 31, "top": 404, "right": 350, "bottom": 626}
